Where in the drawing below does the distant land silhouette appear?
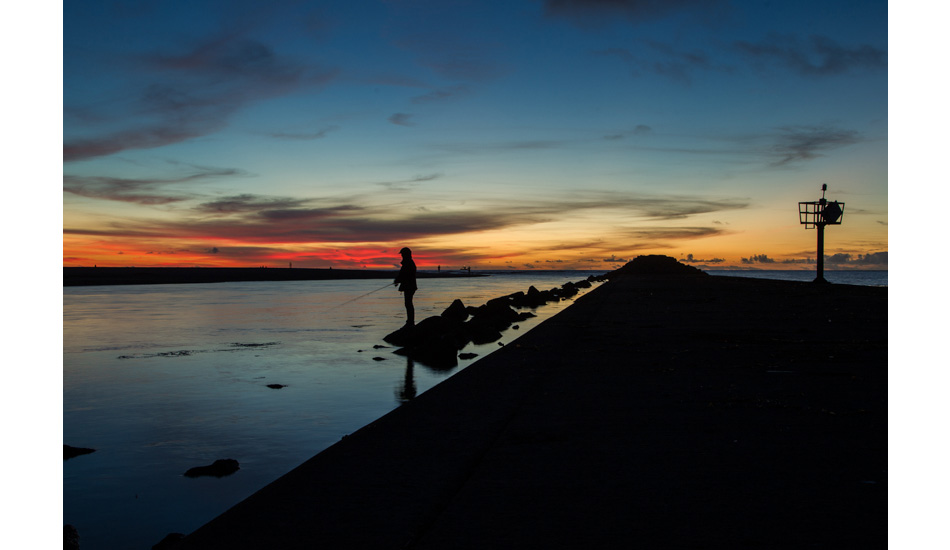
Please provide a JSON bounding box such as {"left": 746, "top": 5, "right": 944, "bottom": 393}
{"left": 63, "top": 267, "right": 484, "bottom": 287}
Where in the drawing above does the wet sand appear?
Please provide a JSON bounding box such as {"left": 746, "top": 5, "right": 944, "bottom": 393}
{"left": 174, "top": 271, "right": 886, "bottom": 549}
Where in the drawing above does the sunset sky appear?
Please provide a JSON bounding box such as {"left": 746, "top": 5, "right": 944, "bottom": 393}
{"left": 63, "top": 0, "right": 888, "bottom": 270}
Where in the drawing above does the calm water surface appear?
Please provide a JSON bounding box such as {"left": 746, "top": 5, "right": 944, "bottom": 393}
{"left": 706, "top": 269, "right": 887, "bottom": 286}
{"left": 63, "top": 272, "right": 605, "bottom": 549}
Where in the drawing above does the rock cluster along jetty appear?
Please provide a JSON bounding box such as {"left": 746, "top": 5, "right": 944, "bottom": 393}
{"left": 383, "top": 273, "right": 608, "bottom": 369}
{"left": 380, "top": 256, "right": 706, "bottom": 370}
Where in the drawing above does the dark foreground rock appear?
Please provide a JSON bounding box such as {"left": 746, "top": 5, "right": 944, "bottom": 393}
{"left": 177, "top": 258, "right": 885, "bottom": 550}
{"left": 184, "top": 459, "right": 240, "bottom": 478}
{"left": 64, "top": 525, "right": 80, "bottom": 550}
{"left": 64, "top": 445, "right": 95, "bottom": 460}
{"left": 153, "top": 532, "right": 185, "bottom": 549}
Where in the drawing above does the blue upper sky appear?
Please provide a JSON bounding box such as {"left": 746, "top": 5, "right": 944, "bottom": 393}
{"left": 61, "top": 0, "right": 888, "bottom": 269}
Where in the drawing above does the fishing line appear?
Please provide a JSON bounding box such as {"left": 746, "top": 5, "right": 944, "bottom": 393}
{"left": 323, "top": 282, "right": 394, "bottom": 312}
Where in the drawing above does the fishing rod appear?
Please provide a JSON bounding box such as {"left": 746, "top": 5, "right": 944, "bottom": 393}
{"left": 325, "top": 282, "right": 394, "bottom": 311}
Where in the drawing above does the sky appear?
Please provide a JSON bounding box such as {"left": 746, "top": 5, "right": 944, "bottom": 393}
{"left": 61, "top": 0, "right": 889, "bottom": 271}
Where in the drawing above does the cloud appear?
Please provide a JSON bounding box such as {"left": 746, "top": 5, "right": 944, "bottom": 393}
{"left": 393, "top": 32, "right": 507, "bottom": 82}
{"left": 757, "top": 251, "right": 888, "bottom": 267}
{"left": 411, "top": 85, "right": 470, "bottom": 104}
{"left": 734, "top": 33, "right": 887, "bottom": 77}
{"left": 682, "top": 253, "right": 724, "bottom": 264}
{"left": 64, "top": 32, "right": 339, "bottom": 162}
{"left": 389, "top": 113, "right": 416, "bottom": 127}
{"left": 768, "top": 125, "right": 860, "bottom": 166}
{"left": 434, "top": 140, "right": 565, "bottom": 155}
{"left": 265, "top": 125, "right": 340, "bottom": 140}
{"left": 826, "top": 251, "right": 888, "bottom": 266}
{"left": 742, "top": 253, "right": 776, "bottom": 264}
{"left": 194, "top": 194, "right": 312, "bottom": 214}
{"left": 375, "top": 173, "right": 443, "bottom": 191}
{"left": 594, "top": 42, "right": 723, "bottom": 84}
{"left": 605, "top": 124, "right": 653, "bottom": 140}
{"left": 625, "top": 227, "right": 727, "bottom": 240}
{"left": 853, "top": 252, "right": 888, "bottom": 265}
{"left": 63, "top": 165, "right": 247, "bottom": 205}
{"left": 543, "top": 0, "right": 724, "bottom": 26}
{"left": 65, "top": 189, "right": 748, "bottom": 247}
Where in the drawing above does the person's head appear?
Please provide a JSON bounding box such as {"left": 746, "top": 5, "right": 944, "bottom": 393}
{"left": 399, "top": 247, "right": 412, "bottom": 258}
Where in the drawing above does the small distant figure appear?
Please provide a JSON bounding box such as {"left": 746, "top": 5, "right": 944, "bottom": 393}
{"left": 394, "top": 247, "right": 417, "bottom": 325}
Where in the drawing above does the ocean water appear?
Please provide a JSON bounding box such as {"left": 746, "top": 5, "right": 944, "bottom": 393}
{"left": 63, "top": 271, "right": 606, "bottom": 549}
{"left": 705, "top": 269, "right": 888, "bottom": 287}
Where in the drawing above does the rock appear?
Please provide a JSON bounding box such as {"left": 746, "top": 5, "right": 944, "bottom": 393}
{"left": 465, "top": 322, "right": 503, "bottom": 345}
{"left": 459, "top": 352, "right": 478, "bottom": 360}
{"left": 560, "top": 281, "right": 579, "bottom": 298}
{"left": 152, "top": 532, "right": 185, "bottom": 550}
{"left": 386, "top": 316, "right": 469, "bottom": 349}
{"left": 394, "top": 340, "right": 458, "bottom": 370}
{"left": 266, "top": 384, "right": 286, "bottom": 389}
{"left": 372, "top": 357, "right": 387, "bottom": 361}
{"left": 383, "top": 324, "right": 415, "bottom": 347}
{"left": 386, "top": 316, "right": 467, "bottom": 370}
{"left": 441, "top": 299, "right": 469, "bottom": 323}
{"left": 467, "top": 299, "right": 520, "bottom": 331}
{"left": 184, "top": 458, "right": 240, "bottom": 478}
{"left": 64, "top": 445, "right": 95, "bottom": 460}
{"left": 522, "top": 285, "right": 555, "bottom": 307}
{"left": 575, "top": 279, "right": 592, "bottom": 288}
{"left": 64, "top": 525, "right": 80, "bottom": 550}
{"left": 516, "top": 311, "right": 536, "bottom": 321}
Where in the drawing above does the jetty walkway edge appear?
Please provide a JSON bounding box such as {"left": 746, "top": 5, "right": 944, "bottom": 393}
{"left": 175, "top": 273, "right": 887, "bottom": 549}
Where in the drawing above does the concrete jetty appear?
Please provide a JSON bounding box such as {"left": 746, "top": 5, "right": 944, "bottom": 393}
{"left": 175, "top": 269, "right": 886, "bottom": 549}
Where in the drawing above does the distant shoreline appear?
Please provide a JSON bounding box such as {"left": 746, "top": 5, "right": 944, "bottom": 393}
{"left": 63, "top": 267, "right": 486, "bottom": 287}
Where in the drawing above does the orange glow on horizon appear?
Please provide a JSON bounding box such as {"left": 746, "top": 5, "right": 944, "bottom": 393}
{"left": 63, "top": 230, "right": 887, "bottom": 271}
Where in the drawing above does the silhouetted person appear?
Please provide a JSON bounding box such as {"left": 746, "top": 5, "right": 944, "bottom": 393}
{"left": 394, "top": 247, "right": 417, "bottom": 325}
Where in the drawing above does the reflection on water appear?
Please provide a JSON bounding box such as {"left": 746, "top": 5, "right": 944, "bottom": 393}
{"left": 63, "top": 272, "right": 604, "bottom": 549}
{"left": 397, "top": 357, "right": 417, "bottom": 404}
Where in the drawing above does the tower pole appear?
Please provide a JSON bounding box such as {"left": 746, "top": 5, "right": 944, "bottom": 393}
{"left": 816, "top": 222, "right": 826, "bottom": 283}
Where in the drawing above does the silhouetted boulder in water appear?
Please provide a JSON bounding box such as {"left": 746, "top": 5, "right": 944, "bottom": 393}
{"left": 153, "top": 533, "right": 185, "bottom": 550}
{"left": 465, "top": 321, "right": 504, "bottom": 345}
{"left": 611, "top": 255, "right": 707, "bottom": 278}
{"left": 385, "top": 316, "right": 468, "bottom": 349}
{"left": 394, "top": 341, "right": 458, "bottom": 370}
{"left": 441, "top": 299, "right": 469, "bottom": 323}
{"left": 385, "top": 316, "right": 466, "bottom": 370}
{"left": 184, "top": 459, "right": 240, "bottom": 478}
{"left": 64, "top": 525, "right": 80, "bottom": 550}
{"left": 560, "top": 281, "right": 579, "bottom": 298}
{"left": 519, "top": 285, "right": 561, "bottom": 307}
{"left": 383, "top": 324, "right": 414, "bottom": 347}
{"left": 64, "top": 445, "right": 95, "bottom": 460}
